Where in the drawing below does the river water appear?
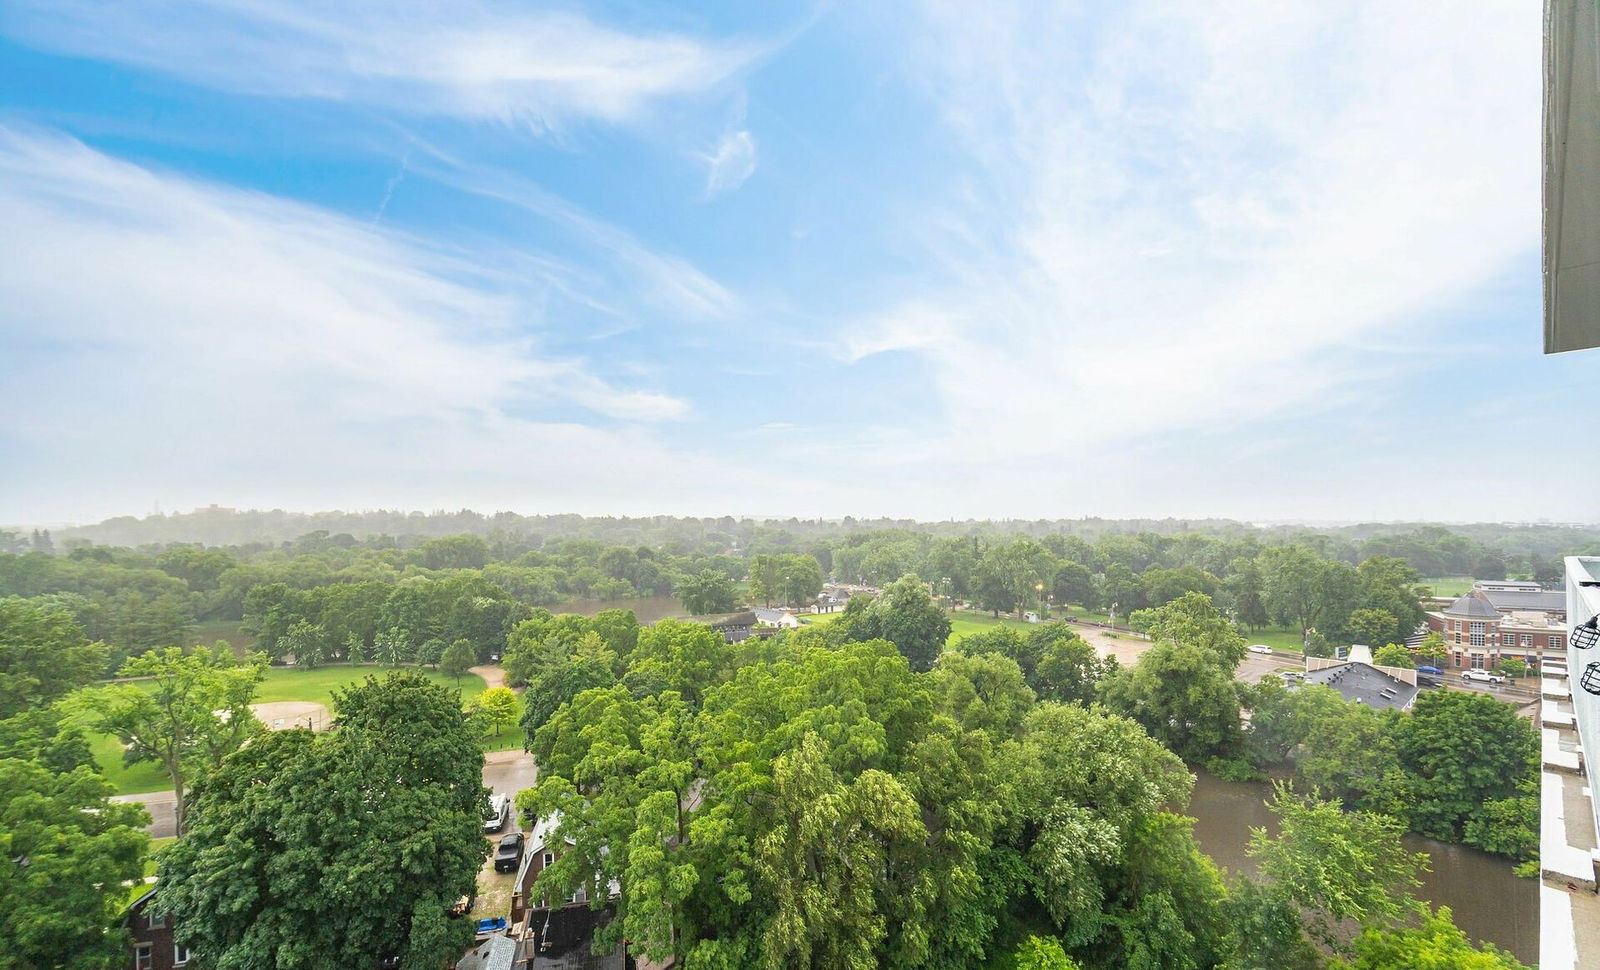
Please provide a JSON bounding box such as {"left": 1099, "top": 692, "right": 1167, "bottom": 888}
{"left": 561, "top": 595, "right": 689, "bottom": 624}
{"left": 1187, "top": 770, "right": 1538, "bottom": 964}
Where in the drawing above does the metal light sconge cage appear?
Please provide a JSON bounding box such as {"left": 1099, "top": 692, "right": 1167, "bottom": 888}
{"left": 1581, "top": 661, "right": 1600, "bottom": 696}
{"left": 1574, "top": 615, "right": 1600, "bottom": 651}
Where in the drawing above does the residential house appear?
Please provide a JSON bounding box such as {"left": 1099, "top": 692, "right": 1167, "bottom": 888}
{"left": 508, "top": 814, "right": 625, "bottom": 970}
{"left": 123, "top": 888, "right": 189, "bottom": 970}
{"left": 752, "top": 607, "right": 801, "bottom": 629}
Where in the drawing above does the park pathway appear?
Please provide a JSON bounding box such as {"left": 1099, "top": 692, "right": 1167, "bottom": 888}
{"left": 470, "top": 664, "right": 507, "bottom": 690}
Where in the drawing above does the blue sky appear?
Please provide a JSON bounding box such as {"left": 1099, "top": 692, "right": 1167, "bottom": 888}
{"left": 0, "top": 0, "right": 1590, "bottom": 526}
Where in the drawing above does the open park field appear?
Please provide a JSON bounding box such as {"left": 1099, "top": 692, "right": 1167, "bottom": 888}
{"left": 1421, "top": 576, "right": 1475, "bottom": 597}
{"left": 92, "top": 664, "right": 496, "bottom": 794}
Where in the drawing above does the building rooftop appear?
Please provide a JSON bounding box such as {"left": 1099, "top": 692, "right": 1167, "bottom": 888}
{"left": 456, "top": 934, "right": 517, "bottom": 970}
{"left": 1442, "top": 590, "right": 1503, "bottom": 618}
{"left": 1301, "top": 660, "right": 1419, "bottom": 711}
{"left": 1480, "top": 588, "right": 1569, "bottom": 614}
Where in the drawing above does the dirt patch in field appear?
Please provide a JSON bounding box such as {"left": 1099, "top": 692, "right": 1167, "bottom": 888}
{"left": 1071, "top": 624, "right": 1154, "bottom": 667}
{"left": 251, "top": 701, "right": 331, "bottom": 732}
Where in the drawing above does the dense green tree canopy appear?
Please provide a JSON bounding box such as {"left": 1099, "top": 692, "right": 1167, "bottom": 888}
{"left": 0, "top": 597, "right": 108, "bottom": 719}
{"left": 0, "top": 759, "right": 150, "bottom": 970}
{"left": 1390, "top": 691, "right": 1538, "bottom": 842}
{"left": 1248, "top": 785, "right": 1426, "bottom": 951}
{"left": 1099, "top": 641, "right": 1242, "bottom": 763}
{"left": 676, "top": 569, "right": 739, "bottom": 615}
{"left": 80, "top": 645, "right": 266, "bottom": 835}
{"left": 837, "top": 574, "right": 951, "bottom": 672}
{"left": 158, "top": 673, "right": 487, "bottom": 970}
{"left": 1330, "top": 906, "right": 1530, "bottom": 970}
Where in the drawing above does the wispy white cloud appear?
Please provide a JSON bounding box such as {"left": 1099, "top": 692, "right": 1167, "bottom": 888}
{"left": 702, "top": 128, "right": 758, "bottom": 197}
{"left": 0, "top": 127, "right": 689, "bottom": 439}
{"left": 848, "top": 0, "right": 1539, "bottom": 461}
{"left": 2, "top": 1, "right": 756, "bottom": 133}
{"left": 409, "top": 141, "right": 741, "bottom": 320}
{"left": 0, "top": 127, "right": 880, "bottom": 522}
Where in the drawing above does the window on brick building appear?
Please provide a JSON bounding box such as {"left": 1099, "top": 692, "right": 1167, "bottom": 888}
{"left": 134, "top": 946, "right": 153, "bottom": 970}
{"left": 174, "top": 944, "right": 191, "bottom": 966}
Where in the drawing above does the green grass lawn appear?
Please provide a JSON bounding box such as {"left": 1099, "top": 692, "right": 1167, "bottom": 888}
{"left": 947, "top": 610, "right": 1041, "bottom": 643}
{"left": 93, "top": 664, "right": 494, "bottom": 794}
{"left": 144, "top": 836, "right": 176, "bottom": 878}
{"left": 1235, "top": 626, "right": 1307, "bottom": 652}
{"left": 1421, "top": 576, "right": 1474, "bottom": 597}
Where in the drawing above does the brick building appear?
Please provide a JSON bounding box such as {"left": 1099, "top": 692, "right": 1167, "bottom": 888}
{"left": 124, "top": 888, "right": 189, "bottom": 970}
{"left": 1425, "top": 587, "right": 1567, "bottom": 672}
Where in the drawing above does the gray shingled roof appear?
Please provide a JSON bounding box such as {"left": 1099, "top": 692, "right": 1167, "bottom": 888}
{"left": 456, "top": 934, "right": 517, "bottom": 970}
{"left": 1302, "top": 662, "right": 1419, "bottom": 712}
{"left": 1479, "top": 589, "right": 1567, "bottom": 613}
{"left": 1443, "top": 591, "right": 1502, "bottom": 618}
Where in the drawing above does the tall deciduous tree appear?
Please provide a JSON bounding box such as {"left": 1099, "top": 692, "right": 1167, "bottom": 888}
{"left": 1248, "top": 784, "right": 1426, "bottom": 951}
{"left": 1098, "top": 641, "right": 1243, "bottom": 763}
{"left": 839, "top": 574, "right": 951, "bottom": 673}
{"left": 1347, "top": 609, "right": 1400, "bottom": 650}
{"left": 1390, "top": 690, "right": 1537, "bottom": 842}
{"left": 440, "top": 638, "right": 475, "bottom": 683}
{"left": 84, "top": 646, "right": 265, "bottom": 835}
{"left": 470, "top": 685, "right": 520, "bottom": 738}
{"left": 0, "top": 759, "right": 150, "bottom": 970}
{"left": 285, "top": 618, "right": 328, "bottom": 669}
{"left": 0, "top": 597, "right": 108, "bottom": 719}
{"left": 1261, "top": 546, "right": 1361, "bottom": 640}
{"left": 158, "top": 674, "right": 487, "bottom": 970}
{"left": 675, "top": 569, "right": 738, "bottom": 616}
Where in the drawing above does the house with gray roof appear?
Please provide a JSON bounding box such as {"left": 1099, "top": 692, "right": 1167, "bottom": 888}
{"left": 1300, "top": 645, "right": 1420, "bottom": 712}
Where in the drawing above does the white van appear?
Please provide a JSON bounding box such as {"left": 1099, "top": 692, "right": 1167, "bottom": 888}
{"left": 483, "top": 794, "right": 510, "bottom": 832}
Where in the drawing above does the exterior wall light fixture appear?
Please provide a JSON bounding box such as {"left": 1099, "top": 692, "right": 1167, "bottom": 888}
{"left": 1574, "top": 615, "right": 1600, "bottom": 651}
{"left": 1581, "top": 661, "right": 1600, "bottom": 696}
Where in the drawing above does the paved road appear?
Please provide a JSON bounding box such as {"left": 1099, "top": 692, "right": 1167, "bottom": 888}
{"left": 120, "top": 749, "right": 539, "bottom": 838}
{"left": 483, "top": 749, "right": 538, "bottom": 803}
{"left": 113, "top": 790, "right": 179, "bottom": 839}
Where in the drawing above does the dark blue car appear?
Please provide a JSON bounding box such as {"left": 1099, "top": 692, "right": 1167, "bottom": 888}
{"left": 1417, "top": 665, "right": 1444, "bottom": 675}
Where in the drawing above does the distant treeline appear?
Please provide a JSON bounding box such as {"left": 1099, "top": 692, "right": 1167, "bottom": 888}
{"left": 9, "top": 508, "right": 1599, "bottom": 563}
{"left": 0, "top": 513, "right": 1595, "bottom": 670}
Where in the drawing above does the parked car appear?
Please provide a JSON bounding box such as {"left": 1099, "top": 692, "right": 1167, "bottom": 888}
{"left": 483, "top": 794, "right": 510, "bottom": 833}
{"left": 1462, "top": 669, "right": 1505, "bottom": 685}
{"left": 1247, "top": 644, "right": 1273, "bottom": 655}
{"left": 493, "top": 832, "right": 524, "bottom": 872}
{"left": 1416, "top": 665, "right": 1444, "bottom": 676}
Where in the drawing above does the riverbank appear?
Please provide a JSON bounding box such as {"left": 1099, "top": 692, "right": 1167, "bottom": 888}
{"left": 1186, "top": 768, "right": 1537, "bottom": 963}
